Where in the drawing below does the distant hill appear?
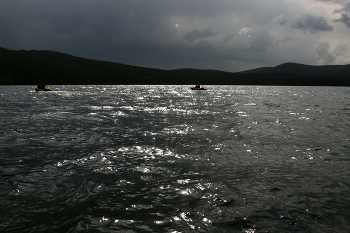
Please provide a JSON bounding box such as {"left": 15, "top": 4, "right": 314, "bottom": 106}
{"left": 238, "top": 62, "right": 350, "bottom": 80}
{"left": 0, "top": 47, "right": 349, "bottom": 86}
{"left": 0, "top": 47, "right": 171, "bottom": 85}
{"left": 237, "top": 66, "right": 272, "bottom": 74}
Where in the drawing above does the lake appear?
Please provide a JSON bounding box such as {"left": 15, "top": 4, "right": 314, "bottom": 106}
{"left": 0, "top": 85, "right": 349, "bottom": 232}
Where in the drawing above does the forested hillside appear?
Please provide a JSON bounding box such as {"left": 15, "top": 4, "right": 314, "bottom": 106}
{"left": 1, "top": 47, "right": 349, "bottom": 86}
{"left": 0, "top": 47, "right": 172, "bottom": 85}
{"left": 239, "top": 62, "right": 350, "bottom": 80}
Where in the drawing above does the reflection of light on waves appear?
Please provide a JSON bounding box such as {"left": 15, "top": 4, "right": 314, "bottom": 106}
{"left": 237, "top": 111, "right": 248, "bottom": 117}
{"left": 177, "top": 181, "right": 214, "bottom": 203}
{"left": 99, "top": 216, "right": 108, "bottom": 222}
{"left": 177, "top": 212, "right": 196, "bottom": 229}
{"left": 144, "top": 106, "right": 168, "bottom": 113}
{"left": 120, "top": 105, "right": 212, "bottom": 116}
{"left": 121, "top": 106, "right": 137, "bottom": 111}
{"left": 90, "top": 105, "right": 115, "bottom": 110}
{"left": 110, "top": 111, "right": 127, "bottom": 116}
{"left": 178, "top": 188, "right": 193, "bottom": 195}
{"left": 117, "top": 146, "right": 177, "bottom": 157}
{"left": 161, "top": 124, "right": 191, "bottom": 135}
{"left": 177, "top": 179, "right": 191, "bottom": 184}
{"left": 244, "top": 103, "right": 256, "bottom": 106}
{"left": 53, "top": 146, "right": 185, "bottom": 177}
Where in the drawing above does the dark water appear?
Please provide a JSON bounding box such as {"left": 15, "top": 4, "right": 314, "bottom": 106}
{"left": 1, "top": 85, "right": 350, "bottom": 233}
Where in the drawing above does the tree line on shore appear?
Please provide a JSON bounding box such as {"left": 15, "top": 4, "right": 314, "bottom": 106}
{"left": 1, "top": 47, "right": 349, "bottom": 86}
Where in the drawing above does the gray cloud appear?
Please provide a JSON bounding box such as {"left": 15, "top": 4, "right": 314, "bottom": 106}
{"left": 333, "top": 2, "right": 350, "bottom": 27}
{"left": 273, "top": 14, "right": 288, "bottom": 25}
{"left": 316, "top": 42, "right": 336, "bottom": 63}
{"left": 0, "top": 0, "right": 349, "bottom": 72}
{"left": 183, "top": 28, "right": 218, "bottom": 42}
{"left": 334, "top": 13, "right": 350, "bottom": 27}
{"left": 334, "top": 2, "right": 350, "bottom": 13}
{"left": 334, "top": 44, "right": 349, "bottom": 55}
{"left": 317, "top": 0, "right": 343, "bottom": 2}
{"left": 292, "top": 14, "right": 333, "bottom": 32}
{"left": 317, "top": 0, "right": 349, "bottom": 4}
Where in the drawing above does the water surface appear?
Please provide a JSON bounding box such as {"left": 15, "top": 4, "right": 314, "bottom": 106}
{"left": 1, "top": 85, "right": 350, "bottom": 232}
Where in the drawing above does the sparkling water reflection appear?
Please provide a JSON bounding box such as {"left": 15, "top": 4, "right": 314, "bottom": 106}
{"left": 0, "top": 85, "right": 350, "bottom": 232}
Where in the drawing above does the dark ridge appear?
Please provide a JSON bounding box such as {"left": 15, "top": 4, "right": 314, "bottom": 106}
{"left": 238, "top": 62, "right": 350, "bottom": 80}
{"left": 1, "top": 47, "right": 349, "bottom": 86}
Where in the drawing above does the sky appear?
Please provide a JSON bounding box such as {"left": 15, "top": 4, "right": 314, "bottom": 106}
{"left": 1, "top": 0, "right": 350, "bottom": 72}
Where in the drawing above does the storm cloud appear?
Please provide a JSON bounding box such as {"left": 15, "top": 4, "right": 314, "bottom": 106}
{"left": 292, "top": 14, "right": 333, "bottom": 32}
{"left": 183, "top": 28, "right": 218, "bottom": 42}
{"left": 334, "top": 13, "right": 350, "bottom": 27}
{"left": 0, "top": 0, "right": 349, "bottom": 72}
{"left": 334, "top": 2, "right": 350, "bottom": 12}
{"left": 334, "top": 2, "right": 350, "bottom": 27}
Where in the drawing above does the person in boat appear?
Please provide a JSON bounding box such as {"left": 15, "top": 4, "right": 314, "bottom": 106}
{"left": 195, "top": 84, "right": 200, "bottom": 88}
{"left": 37, "top": 83, "right": 46, "bottom": 90}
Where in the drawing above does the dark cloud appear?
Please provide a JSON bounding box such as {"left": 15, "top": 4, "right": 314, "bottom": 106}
{"left": 273, "top": 14, "right": 288, "bottom": 25}
{"left": 278, "top": 18, "right": 288, "bottom": 25}
{"left": 0, "top": 1, "right": 180, "bottom": 61}
{"left": 316, "top": 0, "right": 348, "bottom": 4}
{"left": 334, "top": 2, "right": 350, "bottom": 13}
{"left": 334, "top": 13, "right": 350, "bottom": 27}
{"left": 317, "top": 0, "right": 340, "bottom": 2}
{"left": 333, "top": 2, "right": 350, "bottom": 27}
{"left": 0, "top": 0, "right": 349, "bottom": 72}
{"left": 183, "top": 28, "right": 218, "bottom": 42}
{"left": 292, "top": 14, "right": 333, "bottom": 32}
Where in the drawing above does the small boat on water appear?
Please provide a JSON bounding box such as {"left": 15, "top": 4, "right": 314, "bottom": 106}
{"left": 191, "top": 84, "right": 207, "bottom": 90}
{"left": 35, "top": 87, "right": 52, "bottom": 92}
{"left": 35, "top": 84, "right": 52, "bottom": 92}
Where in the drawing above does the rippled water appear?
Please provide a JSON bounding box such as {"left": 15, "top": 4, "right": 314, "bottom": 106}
{"left": 1, "top": 85, "right": 350, "bottom": 232}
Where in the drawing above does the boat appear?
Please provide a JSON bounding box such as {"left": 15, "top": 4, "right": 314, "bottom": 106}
{"left": 191, "top": 85, "right": 207, "bottom": 90}
{"left": 191, "top": 87, "right": 207, "bottom": 90}
{"left": 35, "top": 84, "right": 52, "bottom": 92}
{"left": 35, "top": 87, "right": 52, "bottom": 92}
